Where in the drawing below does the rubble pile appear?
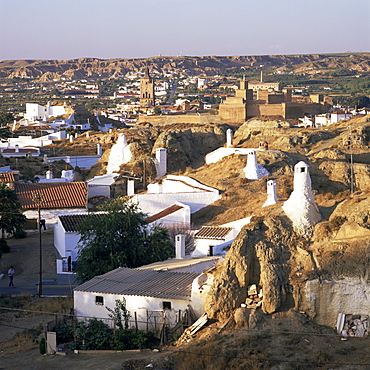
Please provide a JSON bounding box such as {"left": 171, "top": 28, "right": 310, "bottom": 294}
{"left": 342, "top": 314, "right": 369, "bottom": 338}
{"left": 242, "top": 284, "right": 263, "bottom": 309}
{"left": 337, "top": 313, "right": 370, "bottom": 338}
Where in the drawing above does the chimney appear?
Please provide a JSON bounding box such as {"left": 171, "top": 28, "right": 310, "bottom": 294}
{"left": 155, "top": 148, "right": 167, "bottom": 179}
{"left": 46, "top": 170, "right": 53, "bottom": 180}
{"left": 175, "top": 234, "right": 186, "bottom": 259}
{"left": 263, "top": 180, "right": 278, "bottom": 207}
{"left": 97, "top": 143, "right": 102, "bottom": 156}
{"left": 127, "top": 179, "right": 135, "bottom": 196}
{"left": 226, "top": 129, "right": 233, "bottom": 148}
{"left": 15, "top": 144, "right": 19, "bottom": 153}
{"left": 86, "top": 131, "right": 90, "bottom": 138}
{"left": 69, "top": 135, "right": 74, "bottom": 143}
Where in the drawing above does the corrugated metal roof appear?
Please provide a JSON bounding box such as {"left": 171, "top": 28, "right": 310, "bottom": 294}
{"left": 145, "top": 204, "right": 183, "bottom": 224}
{"left": 195, "top": 226, "right": 232, "bottom": 239}
{"left": 15, "top": 182, "right": 87, "bottom": 210}
{"left": 74, "top": 267, "right": 198, "bottom": 301}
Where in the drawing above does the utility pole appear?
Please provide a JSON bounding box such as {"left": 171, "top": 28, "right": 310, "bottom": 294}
{"left": 32, "top": 192, "right": 44, "bottom": 297}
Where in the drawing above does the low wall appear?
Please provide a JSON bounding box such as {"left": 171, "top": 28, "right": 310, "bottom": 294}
{"left": 138, "top": 114, "right": 221, "bottom": 125}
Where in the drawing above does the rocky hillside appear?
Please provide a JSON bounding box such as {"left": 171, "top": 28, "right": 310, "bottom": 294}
{"left": 1, "top": 53, "right": 369, "bottom": 79}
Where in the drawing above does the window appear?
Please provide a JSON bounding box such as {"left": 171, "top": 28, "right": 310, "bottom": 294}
{"left": 95, "top": 296, "right": 104, "bottom": 305}
{"left": 162, "top": 301, "right": 171, "bottom": 310}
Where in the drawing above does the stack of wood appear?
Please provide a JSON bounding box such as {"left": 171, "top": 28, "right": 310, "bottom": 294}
{"left": 243, "top": 284, "right": 263, "bottom": 309}
{"left": 176, "top": 313, "right": 208, "bottom": 344}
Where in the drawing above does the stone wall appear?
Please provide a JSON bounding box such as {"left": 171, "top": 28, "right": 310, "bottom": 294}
{"left": 138, "top": 114, "right": 222, "bottom": 125}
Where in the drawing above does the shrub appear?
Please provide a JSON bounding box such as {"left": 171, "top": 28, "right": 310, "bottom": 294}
{"left": 14, "top": 228, "right": 27, "bottom": 239}
{"left": 39, "top": 337, "right": 46, "bottom": 354}
{"left": 55, "top": 324, "right": 74, "bottom": 344}
{"left": 0, "top": 238, "right": 10, "bottom": 253}
{"left": 113, "top": 329, "right": 155, "bottom": 350}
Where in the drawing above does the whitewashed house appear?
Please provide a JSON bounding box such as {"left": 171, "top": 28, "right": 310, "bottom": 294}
{"left": 191, "top": 216, "right": 252, "bottom": 257}
{"left": 87, "top": 173, "right": 120, "bottom": 200}
{"left": 132, "top": 175, "right": 221, "bottom": 216}
{"left": 15, "top": 181, "right": 88, "bottom": 227}
{"left": 73, "top": 268, "right": 202, "bottom": 330}
{"left": 24, "top": 102, "right": 66, "bottom": 122}
{"left": 73, "top": 246, "right": 219, "bottom": 330}
{"left": 191, "top": 226, "right": 234, "bottom": 257}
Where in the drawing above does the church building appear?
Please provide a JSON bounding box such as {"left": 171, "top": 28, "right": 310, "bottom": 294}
{"left": 140, "top": 67, "right": 155, "bottom": 111}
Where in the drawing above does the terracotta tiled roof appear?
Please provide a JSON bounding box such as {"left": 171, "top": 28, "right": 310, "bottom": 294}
{"left": 195, "top": 226, "right": 232, "bottom": 239}
{"left": 15, "top": 182, "right": 87, "bottom": 210}
{"left": 145, "top": 204, "right": 183, "bottom": 224}
{"left": 0, "top": 172, "right": 18, "bottom": 183}
{"left": 75, "top": 267, "right": 198, "bottom": 300}
{"left": 59, "top": 213, "right": 103, "bottom": 232}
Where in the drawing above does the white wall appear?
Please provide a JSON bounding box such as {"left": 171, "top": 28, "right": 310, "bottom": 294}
{"left": 133, "top": 191, "right": 220, "bottom": 215}
{"left": 74, "top": 291, "right": 192, "bottom": 330}
{"left": 205, "top": 147, "right": 257, "bottom": 165}
{"left": 25, "top": 208, "right": 86, "bottom": 227}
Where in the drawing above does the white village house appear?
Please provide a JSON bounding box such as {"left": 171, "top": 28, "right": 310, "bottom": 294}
{"left": 131, "top": 175, "right": 221, "bottom": 216}
{"left": 15, "top": 181, "right": 88, "bottom": 227}
{"left": 73, "top": 238, "right": 219, "bottom": 330}
{"left": 54, "top": 204, "right": 191, "bottom": 279}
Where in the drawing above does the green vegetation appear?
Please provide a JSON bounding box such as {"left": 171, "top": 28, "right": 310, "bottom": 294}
{"left": 55, "top": 319, "right": 156, "bottom": 350}
{"left": 0, "top": 184, "right": 27, "bottom": 241}
{"left": 75, "top": 198, "right": 174, "bottom": 282}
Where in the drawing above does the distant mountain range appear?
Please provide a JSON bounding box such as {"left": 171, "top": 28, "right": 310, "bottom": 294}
{"left": 0, "top": 53, "right": 369, "bottom": 81}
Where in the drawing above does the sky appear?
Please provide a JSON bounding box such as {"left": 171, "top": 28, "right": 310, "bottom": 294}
{"left": 0, "top": 0, "right": 369, "bottom": 61}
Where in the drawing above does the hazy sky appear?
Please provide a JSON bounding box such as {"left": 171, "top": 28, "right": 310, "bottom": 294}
{"left": 1, "top": 0, "right": 369, "bottom": 60}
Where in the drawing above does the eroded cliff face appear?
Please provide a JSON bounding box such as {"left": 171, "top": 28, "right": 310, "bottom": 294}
{"left": 205, "top": 213, "right": 313, "bottom": 320}
{"left": 206, "top": 192, "right": 370, "bottom": 328}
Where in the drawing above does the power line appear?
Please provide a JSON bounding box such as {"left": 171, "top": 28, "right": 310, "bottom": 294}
{"left": 0, "top": 306, "right": 354, "bottom": 339}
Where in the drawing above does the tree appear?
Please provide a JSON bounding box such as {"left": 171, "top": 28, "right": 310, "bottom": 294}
{"left": 154, "top": 106, "right": 162, "bottom": 115}
{"left": 75, "top": 198, "right": 174, "bottom": 282}
{"left": 0, "top": 184, "right": 27, "bottom": 239}
{"left": 0, "top": 110, "right": 12, "bottom": 139}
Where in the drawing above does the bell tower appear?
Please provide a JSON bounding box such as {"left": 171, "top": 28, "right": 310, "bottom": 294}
{"left": 140, "top": 67, "right": 155, "bottom": 110}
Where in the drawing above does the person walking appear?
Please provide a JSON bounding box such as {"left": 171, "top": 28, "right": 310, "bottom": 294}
{"left": 8, "top": 266, "right": 15, "bottom": 288}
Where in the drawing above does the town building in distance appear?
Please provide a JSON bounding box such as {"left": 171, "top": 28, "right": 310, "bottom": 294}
{"left": 140, "top": 67, "right": 155, "bottom": 111}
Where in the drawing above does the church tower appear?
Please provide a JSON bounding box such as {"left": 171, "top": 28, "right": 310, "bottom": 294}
{"left": 140, "top": 67, "right": 155, "bottom": 110}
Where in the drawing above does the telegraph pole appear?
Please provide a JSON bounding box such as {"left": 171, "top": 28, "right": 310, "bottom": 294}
{"left": 32, "top": 192, "right": 43, "bottom": 297}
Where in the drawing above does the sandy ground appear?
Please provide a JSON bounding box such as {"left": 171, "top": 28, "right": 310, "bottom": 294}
{"left": 0, "top": 348, "right": 163, "bottom": 370}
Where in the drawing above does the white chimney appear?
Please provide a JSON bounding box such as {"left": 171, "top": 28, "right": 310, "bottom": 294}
{"left": 15, "top": 144, "right": 19, "bottom": 153}
{"left": 97, "top": 143, "right": 102, "bottom": 156}
{"left": 226, "top": 129, "right": 233, "bottom": 148}
{"left": 263, "top": 180, "right": 278, "bottom": 207}
{"left": 243, "top": 149, "right": 269, "bottom": 180}
{"left": 86, "top": 131, "right": 90, "bottom": 138}
{"left": 75, "top": 132, "right": 78, "bottom": 138}
{"left": 155, "top": 148, "right": 167, "bottom": 179}
{"left": 175, "top": 234, "right": 186, "bottom": 259}
{"left": 69, "top": 135, "right": 74, "bottom": 143}
{"left": 127, "top": 179, "right": 135, "bottom": 196}
{"left": 282, "top": 161, "right": 321, "bottom": 236}
{"left": 46, "top": 170, "right": 53, "bottom": 180}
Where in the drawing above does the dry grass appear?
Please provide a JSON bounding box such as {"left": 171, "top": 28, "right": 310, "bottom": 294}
{"left": 318, "top": 241, "right": 370, "bottom": 278}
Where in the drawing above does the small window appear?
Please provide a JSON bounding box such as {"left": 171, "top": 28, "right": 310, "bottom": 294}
{"left": 95, "top": 296, "right": 104, "bottom": 305}
{"left": 162, "top": 301, "right": 171, "bottom": 310}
